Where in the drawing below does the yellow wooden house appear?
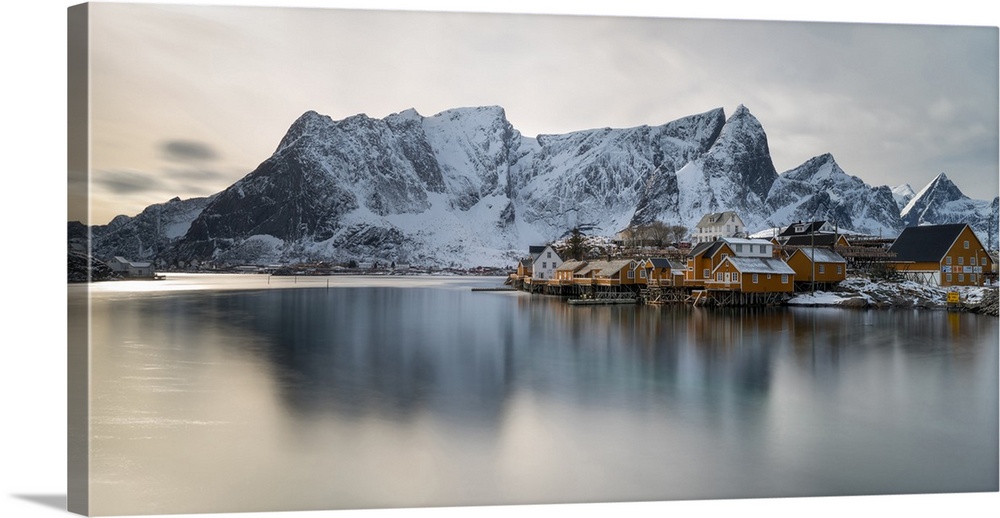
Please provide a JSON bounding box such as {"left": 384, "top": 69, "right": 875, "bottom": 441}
{"left": 594, "top": 259, "right": 640, "bottom": 286}
{"left": 635, "top": 257, "right": 685, "bottom": 286}
{"left": 888, "top": 223, "right": 995, "bottom": 287}
{"left": 685, "top": 240, "right": 735, "bottom": 286}
{"left": 785, "top": 247, "right": 847, "bottom": 285}
{"left": 555, "top": 260, "right": 588, "bottom": 285}
{"left": 707, "top": 257, "right": 796, "bottom": 293}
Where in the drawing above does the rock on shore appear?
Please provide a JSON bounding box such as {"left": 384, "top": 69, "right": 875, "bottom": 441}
{"left": 787, "top": 276, "right": 998, "bottom": 315}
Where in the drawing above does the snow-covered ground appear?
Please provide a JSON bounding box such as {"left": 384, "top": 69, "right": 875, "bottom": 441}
{"left": 787, "top": 276, "right": 998, "bottom": 314}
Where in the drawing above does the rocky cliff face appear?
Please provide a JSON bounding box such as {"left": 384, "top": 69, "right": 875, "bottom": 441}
{"left": 89, "top": 195, "right": 215, "bottom": 262}
{"left": 765, "top": 153, "right": 902, "bottom": 237}
{"left": 87, "top": 104, "right": 998, "bottom": 267}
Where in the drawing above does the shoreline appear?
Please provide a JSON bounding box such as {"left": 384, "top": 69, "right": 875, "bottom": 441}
{"left": 786, "top": 278, "right": 998, "bottom": 316}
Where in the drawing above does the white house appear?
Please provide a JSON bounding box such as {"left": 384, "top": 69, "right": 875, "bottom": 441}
{"left": 531, "top": 245, "right": 563, "bottom": 280}
{"left": 693, "top": 211, "right": 746, "bottom": 243}
{"left": 107, "top": 256, "right": 155, "bottom": 278}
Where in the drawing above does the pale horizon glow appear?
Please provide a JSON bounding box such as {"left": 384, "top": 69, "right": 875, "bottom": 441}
{"left": 79, "top": 1, "right": 999, "bottom": 226}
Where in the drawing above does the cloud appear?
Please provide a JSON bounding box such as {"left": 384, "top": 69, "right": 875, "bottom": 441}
{"left": 94, "top": 169, "right": 168, "bottom": 195}
{"left": 161, "top": 139, "right": 219, "bottom": 162}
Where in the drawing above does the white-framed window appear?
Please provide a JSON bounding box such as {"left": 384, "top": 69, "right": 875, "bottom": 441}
{"left": 716, "top": 272, "right": 723, "bottom": 281}
{"left": 959, "top": 274, "right": 965, "bottom": 282}
{"left": 752, "top": 274, "right": 759, "bottom": 283}
{"left": 732, "top": 272, "right": 739, "bottom": 283}
{"left": 982, "top": 257, "right": 988, "bottom": 266}
{"left": 964, "top": 240, "right": 970, "bottom": 249}
{"left": 959, "top": 257, "right": 964, "bottom": 265}
{"left": 542, "top": 262, "right": 547, "bottom": 269}
{"left": 639, "top": 269, "right": 646, "bottom": 279}
{"left": 781, "top": 275, "right": 788, "bottom": 284}
{"left": 818, "top": 265, "right": 825, "bottom": 274}
{"left": 947, "top": 273, "right": 953, "bottom": 282}
{"left": 837, "top": 265, "right": 843, "bottom": 274}
{"left": 947, "top": 257, "right": 952, "bottom": 265}
{"left": 703, "top": 269, "right": 709, "bottom": 278}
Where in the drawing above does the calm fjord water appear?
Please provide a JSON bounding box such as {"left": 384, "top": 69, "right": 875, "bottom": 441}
{"left": 74, "top": 274, "right": 999, "bottom": 515}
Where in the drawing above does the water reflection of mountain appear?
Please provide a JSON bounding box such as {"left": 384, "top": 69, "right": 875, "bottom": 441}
{"left": 108, "top": 286, "right": 995, "bottom": 434}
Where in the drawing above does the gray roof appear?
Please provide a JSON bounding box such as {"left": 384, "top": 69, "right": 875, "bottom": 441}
{"left": 889, "top": 224, "right": 971, "bottom": 263}
{"left": 594, "top": 260, "right": 636, "bottom": 278}
{"left": 695, "top": 211, "right": 741, "bottom": 228}
{"left": 576, "top": 259, "right": 634, "bottom": 277}
{"left": 644, "top": 257, "right": 685, "bottom": 270}
{"left": 556, "top": 259, "right": 587, "bottom": 272}
{"left": 793, "top": 247, "right": 846, "bottom": 264}
{"left": 778, "top": 220, "right": 828, "bottom": 237}
{"left": 721, "top": 257, "right": 796, "bottom": 275}
{"left": 688, "top": 240, "right": 727, "bottom": 259}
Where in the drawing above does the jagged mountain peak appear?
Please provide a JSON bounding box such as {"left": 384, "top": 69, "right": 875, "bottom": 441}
{"left": 901, "top": 172, "right": 967, "bottom": 219}
{"left": 88, "top": 103, "right": 997, "bottom": 268}
{"left": 898, "top": 171, "right": 992, "bottom": 234}
{"left": 781, "top": 153, "right": 860, "bottom": 185}
{"left": 672, "top": 104, "right": 777, "bottom": 230}
{"left": 765, "top": 153, "right": 901, "bottom": 236}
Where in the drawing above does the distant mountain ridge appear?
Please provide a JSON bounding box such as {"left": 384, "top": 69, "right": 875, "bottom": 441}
{"left": 84, "top": 104, "right": 999, "bottom": 267}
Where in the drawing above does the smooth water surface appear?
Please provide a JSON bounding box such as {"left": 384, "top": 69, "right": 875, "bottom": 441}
{"left": 72, "top": 274, "right": 999, "bottom": 515}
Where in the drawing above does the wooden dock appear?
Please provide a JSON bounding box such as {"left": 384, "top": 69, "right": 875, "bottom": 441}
{"left": 568, "top": 298, "right": 638, "bottom": 306}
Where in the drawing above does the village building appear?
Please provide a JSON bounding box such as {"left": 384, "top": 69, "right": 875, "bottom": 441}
{"left": 778, "top": 220, "right": 838, "bottom": 239}
{"left": 531, "top": 245, "right": 563, "bottom": 280}
{"left": 107, "top": 256, "right": 155, "bottom": 278}
{"left": 693, "top": 211, "right": 745, "bottom": 243}
{"left": 707, "top": 256, "right": 796, "bottom": 293}
{"left": 634, "top": 257, "right": 686, "bottom": 286}
{"left": 685, "top": 237, "right": 775, "bottom": 285}
{"left": 888, "top": 223, "right": 995, "bottom": 287}
{"left": 593, "top": 259, "right": 640, "bottom": 287}
{"left": 785, "top": 247, "right": 847, "bottom": 288}
{"left": 516, "top": 258, "right": 533, "bottom": 278}
{"left": 555, "top": 260, "right": 587, "bottom": 284}
{"left": 572, "top": 260, "right": 614, "bottom": 287}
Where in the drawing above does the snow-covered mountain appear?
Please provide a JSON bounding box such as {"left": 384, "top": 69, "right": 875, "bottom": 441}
{"left": 891, "top": 183, "right": 916, "bottom": 210}
{"left": 673, "top": 105, "right": 779, "bottom": 231}
{"left": 764, "top": 153, "right": 902, "bottom": 237}
{"left": 901, "top": 172, "right": 998, "bottom": 247}
{"left": 86, "top": 105, "right": 999, "bottom": 267}
{"left": 88, "top": 195, "right": 216, "bottom": 262}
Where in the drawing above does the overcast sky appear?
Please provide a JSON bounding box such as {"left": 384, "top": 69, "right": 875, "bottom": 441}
{"left": 75, "top": 1, "right": 999, "bottom": 225}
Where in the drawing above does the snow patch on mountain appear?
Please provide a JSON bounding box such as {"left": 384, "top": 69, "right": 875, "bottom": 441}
{"left": 891, "top": 183, "right": 916, "bottom": 210}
